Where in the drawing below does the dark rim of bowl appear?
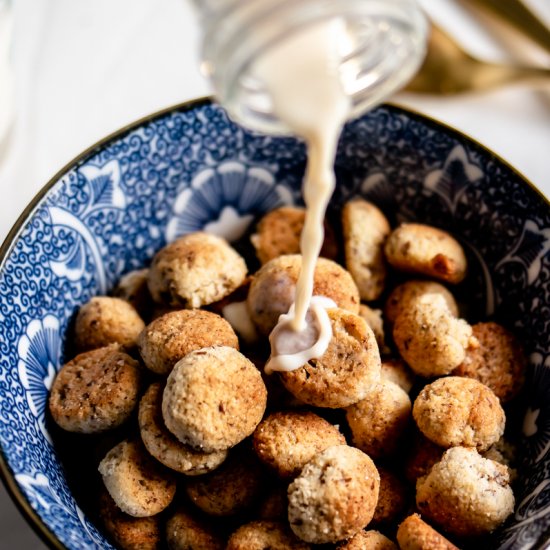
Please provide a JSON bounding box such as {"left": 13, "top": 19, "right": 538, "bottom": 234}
{"left": 0, "top": 96, "right": 548, "bottom": 550}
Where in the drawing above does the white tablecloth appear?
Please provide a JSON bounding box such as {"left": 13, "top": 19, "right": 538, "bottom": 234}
{"left": 0, "top": 0, "right": 549, "bottom": 547}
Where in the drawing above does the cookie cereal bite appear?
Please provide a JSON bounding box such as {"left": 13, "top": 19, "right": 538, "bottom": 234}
{"left": 247, "top": 254, "right": 360, "bottom": 335}
{"left": 99, "top": 490, "right": 162, "bottom": 550}
{"left": 396, "top": 514, "right": 458, "bottom": 550}
{"left": 253, "top": 410, "right": 346, "bottom": 478}
{"left": 359, "top": 304, "right": 390, "bottom": 355}
{"left": 345, "top": 379, "right": 411, "bottom": 459}
{"left": 147, "top": 232, "right": 247, "bottom": 307}
{"left": 380, "top": 358, "right": 415, "bottom": 394}
{"left": 250, "top": 206, "right": 337, "bottom": 264}
{"left": 404, "top": 433, "right": 445, "bottom": 483}
{"left": 138, "top": 382, "right": 227, "bottom": 475}
{"left": 337, "top": 530, "right": 397, "bottom": 549}
{"left": 74, "top": 296, "right": 145, "bottom": 351}
{"left": 49, "top": 346, "right": 141, "bottom": 434}
{"left": 280, "top": 308, "right": 381, "bottom": 408}
{"left": 416, "top": 447, "right": 514, "bottom": 537}
{"left": 453, "top": 321, "right": 526, "bottom": 402}
{"left": 165, "top": 508, "right": 225, "bottom": 550}
{"left": 138, "top": 309, "right": 238, "bottom": 375}
{"left": 384, "top": 280, "right": 458, "bottom": 326}
{"left": 384, "top": 223, "right": 467, "bottom": 284}
{"left": 98, "top": 439, "right": 176, "bottom": 517}
{"left": 112, "top": 268, "right": 153, "bottom": 319}
{"left": 413, "top": 376, "right": 505, "bottom": 451}
{"left": 185, "top": 450, "right": 264, "bottom": 516}
{"left": 227, "top": 520, "right": 311, "bottom": 550}
{"left": 162, "top": 346, "right": 267, "bottom": 452}
{"left": 342, "top": 199, "right": 391, "bottom": 301}
{"left": 288, "top": 445, "right": 380, "bottom": 544}
{"left": 372, "top": 467, "right": 408, "bottom": 526}
{"left": 393, "top": 293, "right": 475, "bottom": 377}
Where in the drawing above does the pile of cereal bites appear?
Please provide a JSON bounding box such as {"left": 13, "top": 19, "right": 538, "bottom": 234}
{"left": 48, "top": 200, "right": 526, "bottom": 550}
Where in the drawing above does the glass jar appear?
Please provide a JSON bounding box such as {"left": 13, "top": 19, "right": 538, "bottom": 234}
{"left": 191, "top": 0, "right": 428, "bottom": 135}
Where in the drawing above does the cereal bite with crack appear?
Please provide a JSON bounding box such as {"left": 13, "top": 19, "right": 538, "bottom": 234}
{"left": 49, "top": 197, "right": 523, "bottom": 549}
{"left": 147, "top": 232, "right": 248, "bottom": 307}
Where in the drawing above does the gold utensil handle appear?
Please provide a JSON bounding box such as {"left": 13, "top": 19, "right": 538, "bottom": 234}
{"left": 464, "top": 0, "right": 550, "bottom": 55}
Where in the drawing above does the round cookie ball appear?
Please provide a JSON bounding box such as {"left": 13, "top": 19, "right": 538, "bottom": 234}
{"left": 397, "top": 514, "right": 458, "bottom": 550}
{"left": 404, "top": 433, "right": 445, "bottom": 484}
{"left": 247, "top": 255, "right": 360, "bottom": 335}
{"left": 337, "top": 530, "right": 397, "bottom": 549}
{"left": 138, "top": 309, "right": 238, "bottom": 375}
{"left": 165, "top": 508, "right": 224, "bottom": 550}
{"left": 381, "top": 358, "right": 415, "bottom": 394}
{"left": 138, "top": 383, "right": 227, "bottom": 475}
{"left": 372, "top": 468, "right": 408, "bottom": 526}
{"left": 453, "top": 322, "right": 526, "bottom": 402}
{"left": 280, "top": 308, "right": 381, "bottom": 408}
{"left": 98, "top": 439, "right": 176, "bottom": 517}
{"left": 148, "top": 232, "right": 247, "bottom": 307}
{"left": 288, "top": 445, "right": 380, "bottom": 544}
{"left": 185, "top": 450, "right": 264, "bottom": 516}
{"left": 227, "top": 520, "right": 311, "bottom": 550}
{"left": 250, "top": 206, "right": 338, "bottom": 264}
{"left": 342, "top": 199, "right": 391, "bottom": 301}
{"left": 393, "top": 293, "right": 474, "bottom": 377}
{"left": 384, "top": 280, "right": 458, "bottom": 326}
{"left": 99, "top": 490, "right": 162, "bottom": 550}
{"left": 345, "top": 380, "right": 411, "bottom": 459}
{"left": 359, "top": 304, "right": 390, "bottom": 355}
{"left": 412, "top": 376, "right": 505, "bottom": 451}
{"left": 74, "top": 296, "right": 145, "bottom": 351}
{"left": 384, "top": 223, "right": 467, "bottom": 284}
{"left": 163, "top": 346, "right": 267, "bottom": 452}
{"left": 253, "top": 410, "right": 345, "bottom": 478}
{"left": 416, "top": 447, "right": 514, "bottom": 537}
{"left": 49, "top": 346, "right": 141, "bottom": 434}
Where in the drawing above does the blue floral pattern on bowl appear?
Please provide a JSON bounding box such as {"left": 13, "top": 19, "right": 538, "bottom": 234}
{"left": 0, "top": 99, "right": 548, "bottom": 549}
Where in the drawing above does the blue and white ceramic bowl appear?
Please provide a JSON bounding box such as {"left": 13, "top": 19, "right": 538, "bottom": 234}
{"left": 0, "top": 98, "right": 549, "bottom": 549}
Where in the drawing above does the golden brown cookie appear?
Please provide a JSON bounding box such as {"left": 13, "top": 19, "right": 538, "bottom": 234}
{"left": 393, "top": 293, "right": 474, "bottom": 377}
{"left": 413, "top": 376, "right": 505, "bottom": 451}
{"left": 396, "top": 514, "right": 458, "bottom": 550}
{"left": 49, "top": 346, "right": 141, "bottom": 434}
{"left": 99, "top": 490, "right": 161, "bottom": 550}
{"left": 280, "top": 308, "right": 381, "bottom": 408}
{"left": 380, "top": 358, "right": 415, "bottom": 394}
{"left": 74, "top": 296, "right": 145, "bottom": 351}
{"left": 416, "top": 447, "right": 514, "bottom": 537}
{"left": 250, "top": 206, "right": 338, "bottom": 264}
{"left": 404, "top": 433, "right": 445, "bottom": 484}
{"left": 138, "top": 382, "right": 227, "bottom": 475}
{"left": 138, "top": 309, "right": 238, "bottom": 375}
{"left": 337, "top": 530, "right": 397, "bottom": 549}
{"left": 342, "top": 199, "right": 391, "bottom": 301}
{"left": 165, "top": 507, "right": 225, "bottom": 550}
{"left": 372, "top": 468, "right": 408, "bottom": 526}
{"left": 162, "top": 346, "right": 267, "bottom": 452}
{"left": 247, "top": 255, "right": 360, "bottom": 335}
{"left": 185, "top": 450, "right": 264, "bottom": 516}
{"left": 288, "top": 445, "right": 380, "bottom": 544}
{"left": 359, "top": 304, "right": 390, "bottom": 355}
{"left": 147, "top": 232, "right": 247, "bottom": 307}
{"left": 345, "top": 380, "right": 411, "bottom": 459}
{"left": 384, "top": 224, "right": 467, "bottom": 284}
{"left": 227, "top": 520, "right": 311, "bottom": 550}
{"left": 384, "top": 280, "right": 458, "bottom": 326}
{"left": 253, "top": 410, "right": 345, "bottom": 477}
{"left": 453, "top": 322, "right": 525, "bottom": 402}
{"left": 98, "top": 439, "right": 176, "bottom": 517}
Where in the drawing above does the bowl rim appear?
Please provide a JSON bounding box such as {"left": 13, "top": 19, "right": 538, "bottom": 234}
{"left": 0, "top": 96, "right": 548, "bottom": 550}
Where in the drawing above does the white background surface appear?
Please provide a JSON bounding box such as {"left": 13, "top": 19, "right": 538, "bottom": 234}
{"left": 0, "top": 0, "right": 549, "bottom": 548}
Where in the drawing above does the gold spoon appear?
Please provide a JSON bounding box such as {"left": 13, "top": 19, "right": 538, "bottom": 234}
{"left": 405, "top": 23, "right": 550, "bottom": 95}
